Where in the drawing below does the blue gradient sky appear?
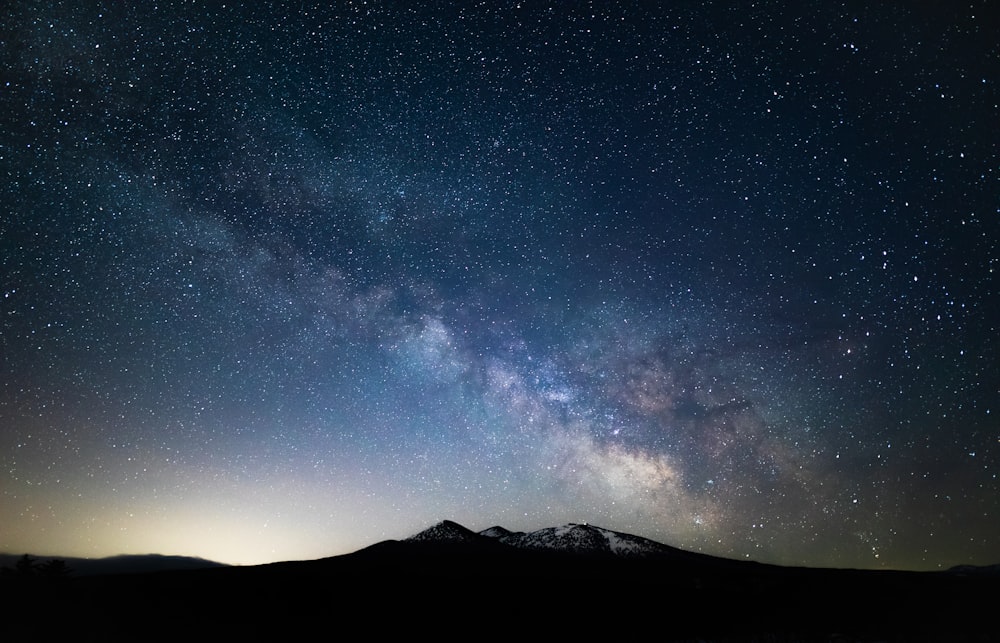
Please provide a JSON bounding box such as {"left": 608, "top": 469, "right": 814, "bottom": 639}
{"left": 2, "top": 2, "right": 997, "bottom": 569}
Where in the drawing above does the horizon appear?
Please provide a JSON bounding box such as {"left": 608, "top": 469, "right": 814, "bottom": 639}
{"left": 2, "top": 517, "right": 994, "bottom": 572}
{"left": 3, "top": 3, "right": 997, "bottom": 573}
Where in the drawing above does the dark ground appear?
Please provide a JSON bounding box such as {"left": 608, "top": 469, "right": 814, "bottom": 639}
{"left": 3, "top": 540, "right": 997, "bottom": 641}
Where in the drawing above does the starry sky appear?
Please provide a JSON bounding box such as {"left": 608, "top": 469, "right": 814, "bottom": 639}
{"left": 2, "top": 2, "right": 998, "bottom": 570}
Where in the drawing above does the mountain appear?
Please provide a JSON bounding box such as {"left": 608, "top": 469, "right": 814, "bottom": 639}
{"left": 406, "top": 520, "right": 726, "bottom": 567}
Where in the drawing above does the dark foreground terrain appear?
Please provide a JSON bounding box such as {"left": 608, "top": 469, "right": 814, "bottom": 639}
{"left": 3, "top": 537, "right": 997, "bottom": 641}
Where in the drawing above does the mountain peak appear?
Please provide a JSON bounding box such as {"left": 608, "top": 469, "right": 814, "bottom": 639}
{"left": 405, "top": 520, "right": 479, "bottom": 543}
{"left": 478, "top": 525, "right": 516, "bottom": 539}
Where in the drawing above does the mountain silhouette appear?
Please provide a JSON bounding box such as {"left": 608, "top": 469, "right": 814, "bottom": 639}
{"left": 2, "top": 520, "right": 996, "bottom": 641}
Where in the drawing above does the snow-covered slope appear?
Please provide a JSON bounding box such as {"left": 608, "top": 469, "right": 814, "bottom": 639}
{"left": 478, "top": 522, "right": 670, "bottom": 557}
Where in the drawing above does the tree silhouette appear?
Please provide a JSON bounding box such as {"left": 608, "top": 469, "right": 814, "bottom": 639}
{"left": 38, "top": 559, "right": 72, "bottom": 580}
{"left": 15, "top": 554, "right": 37, "bottom": 578}
{"left": 1, "top": 555, "right": 73, "bottom": 584}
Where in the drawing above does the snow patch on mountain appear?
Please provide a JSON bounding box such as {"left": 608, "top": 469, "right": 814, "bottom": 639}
{"left": 475, "top": 522, "right": 670, "bottom": 557}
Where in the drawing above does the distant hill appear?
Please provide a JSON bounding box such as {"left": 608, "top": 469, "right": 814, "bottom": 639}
{"left": 0, "top": 552, "right": 227, "bottom": 576}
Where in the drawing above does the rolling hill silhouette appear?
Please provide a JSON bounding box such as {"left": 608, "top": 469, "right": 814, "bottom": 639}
{"left": 0, "top": 553, "right": 227, "bottom": 577}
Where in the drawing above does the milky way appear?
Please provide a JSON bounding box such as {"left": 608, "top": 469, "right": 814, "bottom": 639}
{"left": 2, "top": 2, "right": 997, "bottom": 568}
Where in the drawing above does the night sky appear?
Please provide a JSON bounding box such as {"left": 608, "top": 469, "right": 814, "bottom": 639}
{"left": 2, "top": 2, "right": 997, "bottom": 570}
